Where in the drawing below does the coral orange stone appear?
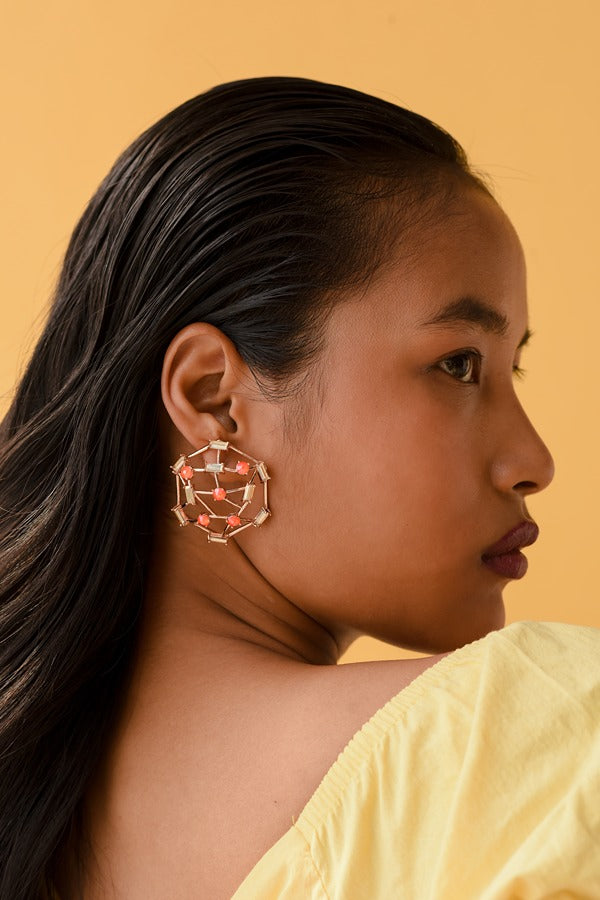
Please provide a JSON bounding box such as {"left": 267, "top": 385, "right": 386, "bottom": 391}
{"left": 197, "top": 513, "right": 211, "bottom": 527}
{"left": 180, "top": 465, "right": 194, "bottom": 480}
{"left": 226, "top": 515, "right": 241, "bottom": 527}
{"left": 212, "top": 487, "right": 227, "bottom": 501}
{"left": 235, "top": 460, "right": 250, "bottom": 475}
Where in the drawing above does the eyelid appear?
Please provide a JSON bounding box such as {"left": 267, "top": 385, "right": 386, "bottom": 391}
{"left": 437, "top": 349, "right": 482, "bottom": 384}
{"left": 436, "top": 348, "right": 527, "bottom": 385}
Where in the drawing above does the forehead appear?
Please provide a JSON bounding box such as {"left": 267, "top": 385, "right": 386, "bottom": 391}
{"left": 368, "top": 188, "right": 528, "bottom": 334}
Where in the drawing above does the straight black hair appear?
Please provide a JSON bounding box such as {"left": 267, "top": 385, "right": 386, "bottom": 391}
{"left": 0, "top": 75, "right": 493, "bottom": 898}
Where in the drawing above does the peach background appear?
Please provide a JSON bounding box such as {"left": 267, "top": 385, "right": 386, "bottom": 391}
{"left": 1, "top": 0, "right": 598, "bottom": 663}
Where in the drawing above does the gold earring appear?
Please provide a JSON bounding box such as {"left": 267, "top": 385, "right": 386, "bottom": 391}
{"left": 170, "top": 439, "right": 271, "bottom": 544}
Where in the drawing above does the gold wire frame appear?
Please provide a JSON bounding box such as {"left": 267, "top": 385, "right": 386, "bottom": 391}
{"left": 170, "top": 439, "right": 271, "bottom": 544}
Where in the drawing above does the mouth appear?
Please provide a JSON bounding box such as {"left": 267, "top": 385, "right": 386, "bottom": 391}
{"left": 481, "top": 520, "right": 539, "bottom": 580}
{"left": 482, "top": 550, "right": 529, "bottom": 579}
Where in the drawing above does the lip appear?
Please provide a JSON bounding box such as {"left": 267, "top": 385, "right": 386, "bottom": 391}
{"left": 482, "top": 551, "right": 529, "bottom": 579}
{"left": 481, "top": 519, "right": 539, "bottom": 559}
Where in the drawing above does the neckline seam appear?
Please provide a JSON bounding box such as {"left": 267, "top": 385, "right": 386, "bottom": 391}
{"left": 294, "top": 622, "right": 523, "bottom": 836}
{"left": 232, "top": 621, "right": 535, "bottom": 898}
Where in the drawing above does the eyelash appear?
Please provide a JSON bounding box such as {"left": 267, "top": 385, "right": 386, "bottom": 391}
{"left": 438, "top": 350, "right": 527, "bottom": 384}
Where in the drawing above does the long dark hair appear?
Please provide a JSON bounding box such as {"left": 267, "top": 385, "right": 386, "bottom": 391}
{"left": 0, "top": 75, "right": 492, "bottom": 898}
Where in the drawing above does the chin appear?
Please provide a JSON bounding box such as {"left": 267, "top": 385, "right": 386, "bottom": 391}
{"left": 454, "top": 601, "right": 506, "bottom": 650}
{"left": 424, "top": 599, "right": 507, "bottom": 655}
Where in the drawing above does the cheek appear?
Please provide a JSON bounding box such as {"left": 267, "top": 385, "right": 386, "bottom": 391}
{"left": 247, "top": 410, "right": 492, "bottom": 638}
{"left": 254, "top": 376, "right": 487, "bottom": 601}
{"left": 378, "top": 429, "right": 481, "bottom": 559}
{"left": 297, "top": 397, "right": 482, "bottom": 556}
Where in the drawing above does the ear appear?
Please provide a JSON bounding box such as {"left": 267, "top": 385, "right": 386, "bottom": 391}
{"left": 160, "top": 322, "right": 255, "bottom": 451}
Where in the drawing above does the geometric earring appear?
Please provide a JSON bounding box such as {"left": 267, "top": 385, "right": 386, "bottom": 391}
{"left": 170, "top": 438, "right": 271, "bottom": 544}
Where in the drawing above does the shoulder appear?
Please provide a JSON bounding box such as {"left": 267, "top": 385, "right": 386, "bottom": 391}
{"left": 279, "top": 650, "right": 454, "bottom": 798}
{"left": 290, "top": 622, "right": 600, "bottom": 898}
{"left": 61, "top": 651, "right": 449, "bottom": 900}
{"left": 318, "top": 649, "right": 453, "bottom": 724}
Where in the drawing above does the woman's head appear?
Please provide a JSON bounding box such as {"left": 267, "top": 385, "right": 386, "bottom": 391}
{"left": 0, "top": 75, "right": 553, "bottom": 896}
{"left": 158, "top": 180, "right": 554, "bottom": 662}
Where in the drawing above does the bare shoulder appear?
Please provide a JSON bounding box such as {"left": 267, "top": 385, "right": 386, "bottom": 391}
{"left": 311, "top": 649, "right": 453, "bottom": 736}
{"left": 63, "top": 651, "right": 450, "bottom": 899}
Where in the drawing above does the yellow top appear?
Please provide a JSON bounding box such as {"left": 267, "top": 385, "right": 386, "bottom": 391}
{"left": 231, "top": 620, "right": 600, "bottom": 899}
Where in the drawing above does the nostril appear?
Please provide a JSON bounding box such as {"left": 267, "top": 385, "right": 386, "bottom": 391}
{"left": 514, "top": 480, "right": 537, "bottom": 490}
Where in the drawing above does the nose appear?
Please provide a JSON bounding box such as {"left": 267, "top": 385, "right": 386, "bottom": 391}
{"left": 489, "top": 395, "right": 555, "bottom": 497}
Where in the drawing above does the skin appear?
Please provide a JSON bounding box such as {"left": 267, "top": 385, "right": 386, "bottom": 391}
{"left": 70, "top": 184, "right": 555, "bottom": 897}
{"left": 144, "top": 184, "right": 554, "bottom": 669}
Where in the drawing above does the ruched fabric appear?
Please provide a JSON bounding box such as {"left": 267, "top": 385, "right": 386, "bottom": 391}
{"left": 232, "top": 620, "right": 600, "bottom": 899}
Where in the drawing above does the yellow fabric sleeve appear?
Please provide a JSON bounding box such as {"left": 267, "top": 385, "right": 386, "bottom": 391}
{"left": 232, "top": 620, "right": 600, "bottom": 899}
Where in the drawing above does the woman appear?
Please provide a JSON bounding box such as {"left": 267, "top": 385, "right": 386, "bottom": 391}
{"left": 1, "top": 76, "right": 599, "bottom": 899}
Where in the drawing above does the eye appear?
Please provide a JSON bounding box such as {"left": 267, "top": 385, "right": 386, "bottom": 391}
{"left": 438, "top": 350, "right": 482, "bottom": 384}
{"left": 437, "top": 351, "right": 528, "bottom": 385}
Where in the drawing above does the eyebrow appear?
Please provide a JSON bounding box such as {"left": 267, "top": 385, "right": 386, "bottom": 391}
{"left": 420, "top": 295, "right": 532, "bottom": 349}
